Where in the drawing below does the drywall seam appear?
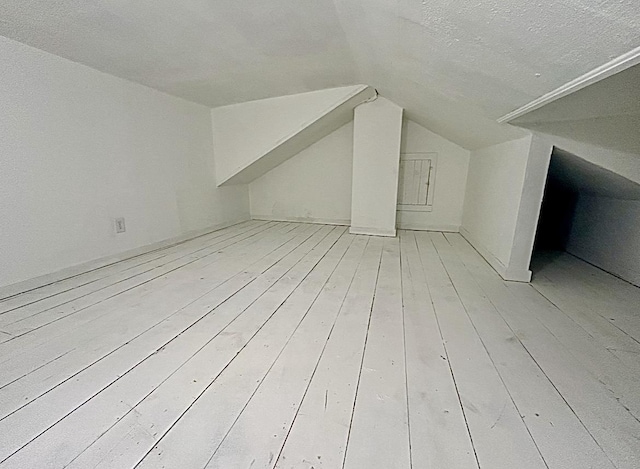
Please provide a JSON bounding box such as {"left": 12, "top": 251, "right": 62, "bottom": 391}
{"left": 217, "top": 85, "right": 375, "bottom": 186}
{"left": 498, "top": 45, "right": 640, "bottom": 123}
{"left": 0, "top": 217, "right": 250, "bottom": 300}
{"left": 251, "top": 215, "right": 349, "bottom": 226}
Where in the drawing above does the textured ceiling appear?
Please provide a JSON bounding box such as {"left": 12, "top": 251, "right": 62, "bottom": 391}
{"left": 1, "top": 0, "right": 639, "bottom": 149}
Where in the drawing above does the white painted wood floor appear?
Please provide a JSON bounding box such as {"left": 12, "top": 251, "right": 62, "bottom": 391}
{"left": 0, "top": 220, "right": 639, "bottom": 469}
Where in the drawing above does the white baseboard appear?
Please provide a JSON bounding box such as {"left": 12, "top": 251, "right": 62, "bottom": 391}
{"left": 251, "top": 214, "right": 349, "bottom": 226}
{"left": 397, "top": 223, "right": 460, "bottom": 233}
{"left": 503, "top": 266, "right": 533, "bottom": 283}
{"left": 253, "top": 216, "right": 399, "bottom": 238}
{"left": 252, "top": 216, "right": 456, "bottom": 237}
{"left": 349, "top": 226, "right": 397, "bottom": 237}
{"left": 0, "top": 217, "right": 251, "bottom": 300}
{"left": 460, "top": 227, "right": 531, "bottom": 282}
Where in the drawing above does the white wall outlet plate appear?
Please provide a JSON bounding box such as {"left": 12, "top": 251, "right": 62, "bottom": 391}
{"left": 115, "top": 217, "right": 126, "bottom": 233}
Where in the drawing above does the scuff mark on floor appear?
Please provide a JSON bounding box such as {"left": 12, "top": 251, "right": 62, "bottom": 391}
{"left": 491, "top": 401, "right": 508, "bottom": 429}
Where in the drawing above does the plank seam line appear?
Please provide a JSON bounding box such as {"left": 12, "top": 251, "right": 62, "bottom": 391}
{"left": 273, "top": 236, "right": 369, "bottom": 468}
{"left": 415, "top": 233, "right": 480, "bottom": 469}
{"left": 0, "top": 224, "right": 314, "bottom": 415}
{"left": 432, "top": 233, "right": 550, "bottom": 469}
{"left": 444, "top": 234, "right": 617, "bottom": 468}
{"left": 198, "top": 228, "right": 349, "bottom": 468}
{"left": 57, "top": 226, "right": 338, "bottom": 468}
{"left": 133, "top": 228, "right": 347, "bottom": 469}
{"left": 0, "top": 220, "right": 261, "bottom": 303}
{"left": 0, "top": 222, "right": 284, "bottom": 346}
{"left": 340, "top": 239, "right": 384, "bottom": 469}
{"left": 0, "top": 226, "right": 329, "bottom": 464}
{"left": 0, "top": 220, "right": 264, "bottom": 316}
{"left": 398, "top": 232, "right": 414, "bottom": 469}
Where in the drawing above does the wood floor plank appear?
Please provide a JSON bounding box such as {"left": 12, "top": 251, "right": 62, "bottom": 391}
{"left": 0, "top": 222, "right": 271, "bottom": 331}
{"left": 437, "top": 232, "right": 616, "bottom": 469}
{"left": 0, "top": 226, "right": 343, "bottom": 467}
{"left": 445, "top": 234, "right": 640, "bottom": 469}
{"left": 531, "top": 281, "right": 640, "bottom": 372}
{"left": 0, "top": 220, "right": 264, "bottom": 315}
{"left": 528, "top": 258, "right": 640, "bottom": 420}
{"left": 399, "top": 230, "right": 477, "bottom": 469}
{"left": 272, "top": 237, "right": 384, "bottom": 469}
{"left": 64, "top": 229, "right": 358, "bottom": 469}
{"left": 415, "top": 232, "right": 546, "bottom": 469}
{"left": 343, "top": 236, "right": 411, "bottom": 469}
{"left": 508, "top": 274, "right": 640, "bottom": 422}
{"left": 0, "top": 222, "right": 638, "bottom": 469}
{"left": 0, "top": 223, "right": 312, "bottom": 424}
{"left": 532, "top": 259, "right": 640, "bottom": 348}
{"left": 198, "top": 236, "right": 368, "bottom": 469}
{"left": 555, "top": 252, "right": 640, "bottom": 313}
{"left": 0, "top": 221, "right": 281, "bottom": 334}
{"left": 132, "top": 233, "right": 376, "bottom": 469}
{"left": 0, "top": 224, "right": 303, "bottom": 413}
{"left": 0, "top": 220, "right": 262, "bottom": 308}
{"left": 0, "top": 224, "right": 328, "bottom": 463}
{"left": 0, "top": 222, "right": 300, "bottom": 378}
{"left": 0, "top": 221, "right": 281, "bottom": 350}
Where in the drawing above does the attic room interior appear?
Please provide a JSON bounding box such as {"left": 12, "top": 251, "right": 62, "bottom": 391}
{"left": 0, "top": 1, "right": 639, "bottom": 468}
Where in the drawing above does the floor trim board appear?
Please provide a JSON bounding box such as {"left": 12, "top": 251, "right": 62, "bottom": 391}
{"left": 0, "top": 222, "right": 280, "bottom": 342}
{"left": 397, "top": 223, "right": 460, "bottom": 232}
{"left": 0, "top": 217, "right": 253, "bottom": 300}
{"left": 251, "top": 214, "right": 350, "bottom": 226}
{"left": 0, "top": 221, "right": 270, "bottom": 321}
{"left": 349, "top": 226, "right": 397, "bottom": 237}
{"left": 459, "top": 227, "right": 532, "bottom": 282}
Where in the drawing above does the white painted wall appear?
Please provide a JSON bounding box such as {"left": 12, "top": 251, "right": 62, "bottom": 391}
{"left": 508, "top": 135, "right": 554, "bottom": 280}
{"left": 567, "top": 196, "right": 640, "bottom": 287}
{"left": 350, "top": 97, "right": 403, "bottom": 237}
{"left": 0, "top": 36, "right": 249, "bottom": 289}
{"left": 397, "top": 120, "right": 470, "bottom": 231}
{"left": 249, "top": 122, "right": 353, "bottom": 225}
{"left": 211, "top": 86, "right": 365, "bottom": 185}
{"left": 461, "top": 135, "right": 537, "bottom": 280}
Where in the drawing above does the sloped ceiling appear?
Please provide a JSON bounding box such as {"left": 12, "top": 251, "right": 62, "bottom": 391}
{"left": 550, "top": 148, "right": 640, "bottom": 200}
{"left": 1, "top": 0, "right": 639, "bottom": 149}
{"left": 511, "top": 63, "right": 640, "bottom": 155}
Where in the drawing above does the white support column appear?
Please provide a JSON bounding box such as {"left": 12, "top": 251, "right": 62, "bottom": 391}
{"left": 350, "top": 97, "right": 403, "bottom": 237}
